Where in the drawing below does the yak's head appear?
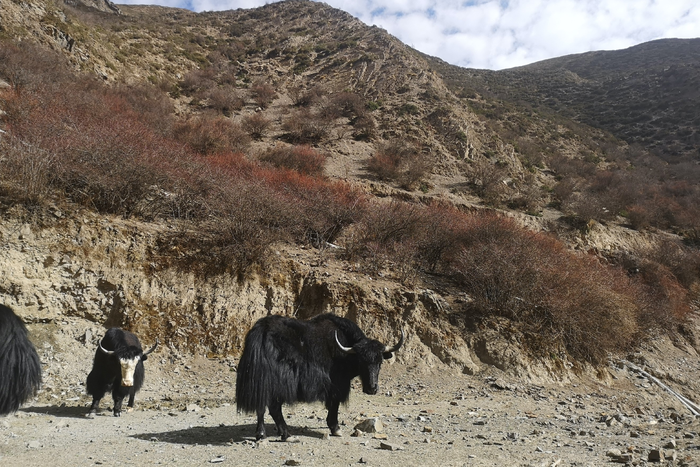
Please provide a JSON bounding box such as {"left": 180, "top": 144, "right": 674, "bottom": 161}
{"left": 99, "top": 339, "right": 159, "bottom": 387}
{"left": 335, "top": 331, "right": 404, "bottom": 395}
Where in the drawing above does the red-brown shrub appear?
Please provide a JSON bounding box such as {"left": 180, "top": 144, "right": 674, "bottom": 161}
{"left": 173, "top": 116, "right": 250, "bottom": 155}
{"left": 259, "top": 145, "right": 327, "bottom": 176}
{"left": 445, "top": 213, "right": 642, "bottom": 362}
{"left": 367, "top": 139, "right": 432, "bottom": 190}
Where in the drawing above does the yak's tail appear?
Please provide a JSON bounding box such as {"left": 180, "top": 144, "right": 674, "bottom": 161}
{"left": 235, "top": 322, "right": 295, "bottom": 413}
{"left": 0, "top": 305, "right": 42, "bottom": 415}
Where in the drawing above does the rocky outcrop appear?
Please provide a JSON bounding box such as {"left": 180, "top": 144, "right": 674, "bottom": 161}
{"left": 64, "top": 0, "right": 121, "bottom": 15}
{"left": 0, "top": 209, "right": 488, "bottom": 374}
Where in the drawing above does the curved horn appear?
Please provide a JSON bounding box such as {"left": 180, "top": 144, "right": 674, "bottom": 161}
{"left": 143, "top": 338, "right": 159, "bottom": 357}
{"left": 335, "top": 331, "right": 355, "bottom": 354}
{"left": 98, "top": 340, "right": 115, "bottom": 355}
{"left": 383, "top": 330, "right": 405, "bottom": 353}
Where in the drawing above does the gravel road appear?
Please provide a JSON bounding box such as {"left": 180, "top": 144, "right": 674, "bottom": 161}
{"left": 2, "top": 320, "right": 700, "bottom": 466}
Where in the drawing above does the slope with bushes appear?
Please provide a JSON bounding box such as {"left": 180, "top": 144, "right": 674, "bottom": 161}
{"left": 1, "top": 0, "right": 699, "bottom": 373}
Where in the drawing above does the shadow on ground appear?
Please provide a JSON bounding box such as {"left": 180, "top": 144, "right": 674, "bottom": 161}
{"left": 131, "top": 423, "right": 328, "bottom": 445}
{"left": 21, "top": 405, "right": 90, "bottom": 419}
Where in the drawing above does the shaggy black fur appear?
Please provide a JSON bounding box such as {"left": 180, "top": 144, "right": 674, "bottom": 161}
{"left": 86, "top": 328, "right": 157, "bottom": 417}
{"left": 0, "top": 304, "right": 42, "bottom": 416}
{"left": 235, "top": 313, "right": 402, "bottom": 440}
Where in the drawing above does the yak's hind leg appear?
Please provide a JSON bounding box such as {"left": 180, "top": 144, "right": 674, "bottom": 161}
{"left": 325, "top": 399, "right": 342, "bottom": 436}
{"left": 255, "top": 407, "right": 267, "bottom": 440}
{"left": 268, "top": 401, "right": 291, "bottom": 441}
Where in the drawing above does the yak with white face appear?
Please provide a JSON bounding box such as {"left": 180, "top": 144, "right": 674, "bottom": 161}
{"left": 86, "top": 328, "right": 158, "bottom": 417}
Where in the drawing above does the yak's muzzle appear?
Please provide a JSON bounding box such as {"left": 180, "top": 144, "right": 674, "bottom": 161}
{"left": 119, "top": 357, "right": 140, "bottom": 387}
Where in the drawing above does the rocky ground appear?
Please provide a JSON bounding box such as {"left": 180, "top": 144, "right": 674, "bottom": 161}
{"left": 2, "top": 317, "right": 700, "bottom": 467}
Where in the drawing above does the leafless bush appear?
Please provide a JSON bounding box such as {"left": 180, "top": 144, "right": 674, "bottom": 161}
{"left": 465, "top": 158, "right": 508, "bottom": 205}
{"left": 0, "top": 137, "right": 55, "bottom": 205}
{"left": 446, "top": 214, "right": 641, "bottom": 363}
{"left": 367, "top": 139, "right": 432, "bottom": 190}
{"left": 259, "top": 145, "right": 327, "bottom": 176}
{"left": 289, "top": 84, "right": 326, "bottom": 107}
{"left": 179, "top": 68, "right": 215, "bottom": 96}
{"left": 206, "top": 85, "right": 244, "bottom": 116}
{"left": 281, "top": 108, "right": 330, "bottom": 144}
{"left": 352, "top": 114, "right": 376, "bottom": 141}
{"left": 173, "top": 116, "right": 250, "bottom": 155}
{"left": 250, "top": 79, "right": 277, "bottom": 109}
{"left": 241, "top": 112, "right": 271, "bottom": 140}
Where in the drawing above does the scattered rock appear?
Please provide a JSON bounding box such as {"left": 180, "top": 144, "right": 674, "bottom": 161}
{"left": 185, "top": 403, "right": 201, "bottom": 412}
{"left": 379, "top": 442, "right": 403, "bottom": 451}
{"left": 648, "top": 449, "right": 665, "bottom": 462}
{"left": 354, "top": 418, "right": 383, "bottom": 433}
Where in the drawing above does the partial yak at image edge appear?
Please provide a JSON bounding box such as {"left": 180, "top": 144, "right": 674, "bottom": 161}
{"left": 235, "top": 313, "right": 404, "bottom": 440}
{"left": 0, "top": 304, "right": 42, "bottom": 416}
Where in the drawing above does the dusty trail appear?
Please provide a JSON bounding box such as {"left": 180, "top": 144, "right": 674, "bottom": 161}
{"left": 2, "top": 355, "right": 700, "bottom": 467}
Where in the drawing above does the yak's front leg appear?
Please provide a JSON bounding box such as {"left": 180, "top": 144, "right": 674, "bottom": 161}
{"left": 112, "top": 387, "right": 127, "bottom": 417}
{"left": 268, "top": 401, "right": 291, "bottom": 441}
{"left": 87, "top": 396, "right": 102, "bottom": 417}
{"left": 125, "top": 387, "right": 136, "bottom": 413}
{"left": 325, "top": 398, "right": 342, "bottom": 436}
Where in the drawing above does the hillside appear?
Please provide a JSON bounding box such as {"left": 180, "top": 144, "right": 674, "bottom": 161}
{"left": 1, "top": 0, "right": 699, "bottom": 381}
{"left": 427, "top": 39, "right": 700, "bottom": 163}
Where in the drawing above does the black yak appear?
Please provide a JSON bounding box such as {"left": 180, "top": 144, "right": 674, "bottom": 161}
{"left": 86, "top": 328, "right": 158, "bottom": 417}
{"left": 235, "top": 313, "right": 403, "bottom": 440}
{"left": 0, "top": 304, "right": 42, "bottom": 415}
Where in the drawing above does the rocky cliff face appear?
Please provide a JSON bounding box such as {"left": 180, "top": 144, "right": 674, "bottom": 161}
{"left": 1, "top": 206, "right": 589, "bottom": 381}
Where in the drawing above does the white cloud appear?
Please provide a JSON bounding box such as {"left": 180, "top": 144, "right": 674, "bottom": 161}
{"left": 114, "top": 0, "right": 700, "bottom": 69}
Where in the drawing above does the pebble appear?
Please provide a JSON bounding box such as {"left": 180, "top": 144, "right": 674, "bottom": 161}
{"left": 379, "top": 441, "right": 403, "bottom": 451}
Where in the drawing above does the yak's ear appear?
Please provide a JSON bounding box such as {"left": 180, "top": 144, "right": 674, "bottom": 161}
{"left": 382, "top": 351, "right": 394, "bottom": 360}
{"left": 141, "top": 354, "right": 148, "bottom": 362}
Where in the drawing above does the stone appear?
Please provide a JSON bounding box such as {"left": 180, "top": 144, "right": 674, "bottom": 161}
{"left": 648, "top": 449, "right": 664, "bottom": 462}
{"left": 354, "top": 418, "right": 383, "bottom": 433}
{"left": 379, "top": 442, "right": 403, "bottom": 451}
{"left": 185, "top": 403, "right": 201, "bottom": 412}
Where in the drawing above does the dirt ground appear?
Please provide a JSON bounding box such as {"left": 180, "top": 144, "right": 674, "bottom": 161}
{"left": 2, "top": 317, "right": 700, "bottom": 467}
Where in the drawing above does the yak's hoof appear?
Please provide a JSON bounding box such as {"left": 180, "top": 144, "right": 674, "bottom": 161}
{"left": 86, "top": 410, "right": 97, "bottom": 419}
{"left": 125, "top": 407, "right": 133, "bottom": 413}
{"left": 331, "top": 429, "right": 343, "bottom": 437}
{"left": 113, "top": 411, "right": 122, "bottom": 417}
{"left": 284, "top": 436, "right": 300, "bottom": 443}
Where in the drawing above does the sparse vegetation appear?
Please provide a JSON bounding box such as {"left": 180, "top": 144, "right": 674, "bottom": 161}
{"left": 367, "top": 139, "right": 433, "bottom": 190}
{"left": 0, "top": 0, "right": 698, "bottom": 369}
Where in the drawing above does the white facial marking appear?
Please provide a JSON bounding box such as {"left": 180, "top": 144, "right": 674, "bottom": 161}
{"left": 120, "top": 357, "right": 140, "bottom": 387}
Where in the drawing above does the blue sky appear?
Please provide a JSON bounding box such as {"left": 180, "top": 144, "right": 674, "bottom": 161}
{"left": 115, "top": 0, "right": 700, "bottom": 69}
